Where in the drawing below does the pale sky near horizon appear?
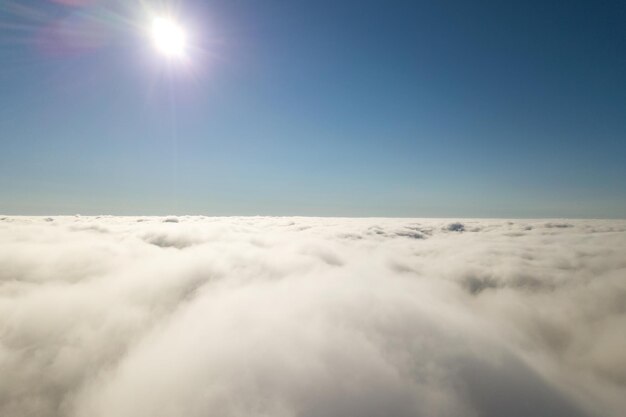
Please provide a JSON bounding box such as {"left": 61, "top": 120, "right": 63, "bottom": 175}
{"left": 1, "top": 0, "right": 625, "bottom": 217}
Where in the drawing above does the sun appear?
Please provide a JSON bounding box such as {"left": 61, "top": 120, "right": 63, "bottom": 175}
{"left": 150, "top": 16, "right": 188, "bottom": 59}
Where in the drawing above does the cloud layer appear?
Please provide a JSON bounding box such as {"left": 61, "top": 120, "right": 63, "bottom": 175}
{"left": 1, "top": 216, "right": 625, "bottom": 417}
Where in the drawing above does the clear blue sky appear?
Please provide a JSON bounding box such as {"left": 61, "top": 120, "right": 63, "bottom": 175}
{"left": 1, "top": 0, "right": 625, "bottom": 217}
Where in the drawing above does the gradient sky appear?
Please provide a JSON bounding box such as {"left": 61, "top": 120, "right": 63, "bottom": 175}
{"left": 1, "top": 0, "right": 625, "bottom": 217}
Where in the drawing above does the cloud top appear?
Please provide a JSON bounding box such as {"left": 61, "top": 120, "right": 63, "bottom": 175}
{"left": 1, "top": 216, "right": 625, "bottom": 417}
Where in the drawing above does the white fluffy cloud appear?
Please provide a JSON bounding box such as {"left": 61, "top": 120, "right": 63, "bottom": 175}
{"left": 1, "top": 216, "right": 625, "bottom": 417}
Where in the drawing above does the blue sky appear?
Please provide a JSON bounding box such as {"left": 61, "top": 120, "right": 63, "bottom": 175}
{"left": 1, "top": 0, "right": 625, "bottom": 217}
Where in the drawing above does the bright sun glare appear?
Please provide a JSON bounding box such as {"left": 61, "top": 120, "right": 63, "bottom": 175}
{"left": 151, "top": 16, "right": 187, "bottom": 59}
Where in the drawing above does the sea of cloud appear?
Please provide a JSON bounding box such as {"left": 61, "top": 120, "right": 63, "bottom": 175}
{"left": 0, "top": 215, "right": 625, "bottom": 417}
